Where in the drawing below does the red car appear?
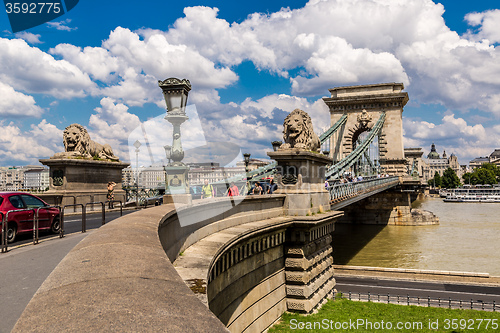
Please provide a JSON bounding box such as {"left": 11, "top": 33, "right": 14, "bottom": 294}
{"left": 0, "top": 192, "right": 60, "bottom": 243}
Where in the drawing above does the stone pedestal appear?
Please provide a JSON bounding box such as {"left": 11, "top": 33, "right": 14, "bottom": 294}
{"left": 39, "top": 158, "right": 129, "bottom": 206}
{"left": 163, "top": 193, "right": 192, "bottom": 206}
{"left": 284, "top": 212, "right": 341, "bottom": 313}
{"left": 267, "top": 150, "right": 332, "bottom": 216}
{"left": 165, "top": 164, "right": 189, "bottom": 195}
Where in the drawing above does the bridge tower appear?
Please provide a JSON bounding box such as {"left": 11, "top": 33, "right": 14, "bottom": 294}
{"left": 323, "top": 83, "right": 409, "bottom": 175}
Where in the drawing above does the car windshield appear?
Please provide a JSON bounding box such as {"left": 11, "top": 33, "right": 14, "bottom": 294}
{"left": 20, "top": 195, "right": 46, "bottom": 208}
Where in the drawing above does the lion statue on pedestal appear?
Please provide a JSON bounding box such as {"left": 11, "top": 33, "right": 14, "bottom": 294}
{"left": 280, "top": 109, "right": 321, "bottom": 152}
{"left": 52, "top": 124, "right": 119, "bottom": 161}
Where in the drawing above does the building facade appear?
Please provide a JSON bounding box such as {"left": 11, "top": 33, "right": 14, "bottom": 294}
{"left": 469, "top": 149, "right": 500, "bottom": 168}
{"left": 404, "top": 144, "right": 463, "bottom": 183}
{"left": 0, "top": 166, "right": 49, "bottom": 191}
{"left": 23, "top": 167, "right": 49, "bottom": 191}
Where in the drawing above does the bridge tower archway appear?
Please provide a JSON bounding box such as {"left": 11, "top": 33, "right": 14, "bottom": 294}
{"left": 323, "top": 82, "right": 409, "bottom": 176}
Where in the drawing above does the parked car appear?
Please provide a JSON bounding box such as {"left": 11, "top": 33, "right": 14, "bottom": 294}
{"left": 0, "top": 192, "right": 60, "bottom": 243}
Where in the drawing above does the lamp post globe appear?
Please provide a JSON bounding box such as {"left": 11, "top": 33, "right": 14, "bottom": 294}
{"left": 243, "top": 153, "right": 251, "bottom": 173}
{"left": 271, "top": 141, "right": 282, "bottom": 152}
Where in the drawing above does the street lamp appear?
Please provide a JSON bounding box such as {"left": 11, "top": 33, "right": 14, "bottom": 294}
{"left": 159, "top": 78, "right": 191, "bottom": 195}
{"left": 243, "top": 153, "right": 251, "bottom": 173}
{"left": 133, "top": 140, "right": 141, "bottom": 187}
{"left": 159, "top": 78, "right": 191, "bottom": 165}
{"left": 133, "top": 140, "right": 141, "bottom": 205}
{"left": 271, "top": 141, "right": 282, "bottom": 152}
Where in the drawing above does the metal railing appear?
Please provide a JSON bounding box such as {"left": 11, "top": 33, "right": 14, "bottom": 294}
{"left": 1, "top": 208, "right": 35, "bottom": 253}
{"left": 34, "top": 206, "right": 60, "bottom": 245}
{"left": 106, "top": 200, "right": 123, "bottom": 216}
{"left": 85, "top": 202, "right": 105, "bottom": 226}
{"left": 61, "top": 204, "right": 85, "bottom": 236}
{"left": 1, "top": 198, "right": 131, "bottom": 253}
{"left": 329, "top": 176, "right": 399, "bottom": 202}
{"left": 0, "top": 212, "right": 4, "bottom": 253}
{"left": 341, "top": 291, "right": 497, "bottom": 312}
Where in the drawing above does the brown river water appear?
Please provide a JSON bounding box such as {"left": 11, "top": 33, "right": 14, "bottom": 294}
{"left": 333, "top": 197, "right": 500, "bottom": 276}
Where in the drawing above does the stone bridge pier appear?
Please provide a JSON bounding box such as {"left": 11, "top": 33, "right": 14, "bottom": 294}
{"left": 337, "top": 189, "right": 439, "bottom": 225}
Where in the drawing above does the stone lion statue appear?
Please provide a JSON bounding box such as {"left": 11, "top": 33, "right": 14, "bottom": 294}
{"left": 54, "top": 124, "right": 119, "bottom": 161}
{"left": 280, "top": 109, "right": 321, "bottom": 151}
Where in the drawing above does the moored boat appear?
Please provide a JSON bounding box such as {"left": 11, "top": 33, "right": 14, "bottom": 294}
{"left": 444, "top": 185, "right": 500, "bottom": 202}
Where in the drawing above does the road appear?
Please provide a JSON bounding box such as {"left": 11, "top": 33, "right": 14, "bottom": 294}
{"left": 336, "top": 276, "right": 500, "bottom": 307}
{"left": 10, "top": 209, "right": 134, "bottom": 248}
{"left": 0, "top": 209, "right": 136, "bottom": 333}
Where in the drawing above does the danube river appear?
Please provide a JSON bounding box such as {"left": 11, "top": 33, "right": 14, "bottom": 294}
{"left": 333, "top": 197, "right": 500, "bottom": 276}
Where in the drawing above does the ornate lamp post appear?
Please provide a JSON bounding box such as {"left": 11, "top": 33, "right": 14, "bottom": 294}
{"left": 243, "top": 153, "right": 251, "bottom": 173}
{"left": 133, "top": 140, "right": 141, "bottom": 205}
{"left": 271, "top": 141, "right": 282, "bottom": 152}
{"left": 159, "top": 78, "right": 191, "bottom": 195}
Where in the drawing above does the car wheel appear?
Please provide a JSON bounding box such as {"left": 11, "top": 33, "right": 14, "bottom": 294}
{"left": 51, "top": 216, "right": 61, "bottom": 234}
{"left": 7, "top": 223, "right": 17, "bottom": 243}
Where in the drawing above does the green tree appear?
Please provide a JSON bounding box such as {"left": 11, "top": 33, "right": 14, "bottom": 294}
{"left": 463, "top": 163, "right": 500, "bottom": 185}
{"left": 476, "top": 168, "right": 497, "bottom": 185}
{"left": 480, "top": 163, "right": 500, "bottom": 183}
{"left": 442, "top": 167, "right": 461, "bottom": 188}
{"left": 428, "top": 171, "right": 442, "bottom": 188}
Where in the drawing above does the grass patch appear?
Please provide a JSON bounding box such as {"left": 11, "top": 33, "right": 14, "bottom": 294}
{"left": 269, "top": 296, "right": 500, "bottom": 332}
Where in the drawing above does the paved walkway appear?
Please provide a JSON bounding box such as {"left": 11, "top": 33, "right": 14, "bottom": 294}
{"left": 0, "top": 232, "right": 91, "bottom": 333}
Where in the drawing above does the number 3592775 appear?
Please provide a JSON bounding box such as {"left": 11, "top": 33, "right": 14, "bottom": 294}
{"left": 5, "top": 2, "right": 62, "bottom": 14}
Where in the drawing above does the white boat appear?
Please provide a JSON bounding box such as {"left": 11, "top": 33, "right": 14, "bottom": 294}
{"left": 444, "top": 185, "right": 500, "bottom": 202}
{"left": 439, "top": 189, "right": 449, "bottom": 198}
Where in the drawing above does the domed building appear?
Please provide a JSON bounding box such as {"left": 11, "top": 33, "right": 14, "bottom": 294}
{"left": 427, "top": 143, "right": 440, "bottom": 159}
{"left": 404, "top": 143, "right": 463, "bottom": 183}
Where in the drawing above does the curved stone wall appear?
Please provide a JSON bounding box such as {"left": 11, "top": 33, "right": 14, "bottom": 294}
{"left": 14, "top": 195, "right": 338, "bottom": 333}
{"left": 12, "top": 204, "right": 229, "bottom": 333}
{"left": 158, "top": 195, "right": 286, "bottom": 262}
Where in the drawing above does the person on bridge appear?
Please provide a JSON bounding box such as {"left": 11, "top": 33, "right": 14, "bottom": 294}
{"left": 202, "top": 180, "right": 214, "bottom": 199}
{"left": 107, "top": 182, "right": 116, "bottom": 209}
{"left": 268, "top": 179, "right": 278, "bottom": 194}
{"left": 252, "top": 182, "right": 263, "bottom": 195}
{"left": 228, "top": 182, "right": 239, "bottom": 196}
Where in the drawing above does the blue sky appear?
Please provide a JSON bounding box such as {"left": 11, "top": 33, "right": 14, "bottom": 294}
{"left": 1, "top": 0, "right": 500, "bottom": 167}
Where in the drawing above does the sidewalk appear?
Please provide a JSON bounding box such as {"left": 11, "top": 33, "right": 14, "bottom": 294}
{"left": 0, "top": 232, "right": 91, "bottom": 333}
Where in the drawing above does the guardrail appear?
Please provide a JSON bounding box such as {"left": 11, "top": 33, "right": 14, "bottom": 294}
{"left": 1, "top": 208, "right": 35, "bottom": 253}
{"left": 85, "top": 202, "right": 105, "bottom": 226}
{"left": 1, "top": 199, "right": 129, "bottom": 253}
{"left": 329, "top": 176, "right": 399, "bottom": 203}
{"left": 61, "top": 204, "right": 85, "bottom": 236}
{"left": 34, "top": 206, "right": 60, "bottom": 245}
{"left": 106, "top": 200, "right": 123, "bottom": 216}
{"left": 341, "top": 291, "right": 497, "bottom": 312}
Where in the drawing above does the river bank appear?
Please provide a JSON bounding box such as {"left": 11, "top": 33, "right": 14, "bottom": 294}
{"left": 333, "top": 196, "right": 500, "bottom": 275}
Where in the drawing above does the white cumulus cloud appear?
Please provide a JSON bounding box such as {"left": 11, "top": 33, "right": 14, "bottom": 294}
{"left": 0, "top": 82, "right": 44, "bottom": 117}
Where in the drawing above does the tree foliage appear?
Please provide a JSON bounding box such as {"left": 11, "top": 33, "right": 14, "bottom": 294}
{"left": 428, "top": 171, "right": 442, "bottom": 187}
{"left": 462, "top": 163, "right": 500, "bottom": 185}
{"left": 441, "top": 167, "right": 461, "bottom": 188}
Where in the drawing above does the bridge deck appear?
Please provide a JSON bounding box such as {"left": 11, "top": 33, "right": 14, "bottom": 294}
{"left": 329, "top": 176, "right": 400, "bottom": 210}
